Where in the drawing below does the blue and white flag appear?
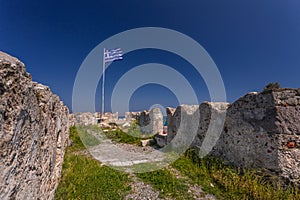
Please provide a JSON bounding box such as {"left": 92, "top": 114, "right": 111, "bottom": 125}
{"left": 104, "top": 48, "right": 123, "bottom": 63}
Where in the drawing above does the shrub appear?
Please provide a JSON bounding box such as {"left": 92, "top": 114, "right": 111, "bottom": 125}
{"left": 263, "top": 82, "right": 280, "bottom": 92}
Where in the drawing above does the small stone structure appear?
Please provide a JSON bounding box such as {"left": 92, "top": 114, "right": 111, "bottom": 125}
{"left": 137, "top": 108, "right": 163, "bottom": 135}
{"left": 0, "top": 52, "right": 70, "bottom": 199}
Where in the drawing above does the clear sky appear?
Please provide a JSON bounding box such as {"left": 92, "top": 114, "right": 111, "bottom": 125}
{"left": 1, "top": 0, "right": 300, "bottom": 114}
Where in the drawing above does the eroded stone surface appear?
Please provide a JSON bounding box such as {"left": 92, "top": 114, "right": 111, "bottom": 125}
{"left": 166, "top": 89, "right": 300, "bottom": 183}
{"left": 0, "top": 52, "right": 70, "bottom": 199}
{"left": 214, "top": 89, "right": 300, "bottom": 182}
{"left": 138, "top": 108, "right": 163, "bottom": 135}
{"left": 72, "top": 112, "right": 97, "bottom": 126}
{"left": 166, "top": 105, "right": 200, "bottom": 153}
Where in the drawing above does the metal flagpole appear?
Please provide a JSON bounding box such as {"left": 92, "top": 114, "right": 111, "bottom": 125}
{"left": 102, "top": 48, "right": 105, "bottom": 115}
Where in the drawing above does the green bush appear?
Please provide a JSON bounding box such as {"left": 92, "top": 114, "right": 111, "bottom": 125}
{"left": 263, "top": 82, "right": 280, "bottom": 92}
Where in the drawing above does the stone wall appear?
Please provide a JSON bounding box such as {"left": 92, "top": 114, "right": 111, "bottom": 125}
{"left": 165, "top": 89, "right": 300, "bottom": 183}
{"left": 166, "top": 107, "right": 176, "bottom": 127}
{"left": 125, "top": 111, "right": 141, "bottom": 122}
{"left": 138, "top": 108, "right": 163, "bottom": 135}
{"left": 192, "top": 102, "right": 229, "bottom": 153}
{"left": 101, "top": 112, "right": 118, "bottom": 123}
{"left": 72, "top": 112, "right": 118, "bottom": 128}
{"left": 167, "top": 105, "right": 199, "bottom": 144}
{"left": 0, "top": 52, "right": 70, "bottom": 199}
{"left": 72, "top": 112, "right": 97, "bottom": 126}
{"left": 166, "top": 105, "right": 200, "bottom": 153}
{"left": 212, "top": 89, "right": 300, "bottom": 182}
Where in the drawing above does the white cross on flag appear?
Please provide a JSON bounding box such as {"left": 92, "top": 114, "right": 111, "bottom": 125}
{"left": 104, "top": 48, "right": 123, "bottom": 63}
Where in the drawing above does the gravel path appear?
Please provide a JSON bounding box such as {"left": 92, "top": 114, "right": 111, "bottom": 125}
{"left": 81, "top": 127, "right": 216, "bottom": 199}
{"left": 85, "top": 128, "right": 171, "bottom": 173}
{"left": 124, "top": 174, "right": 167, "bottom": 200}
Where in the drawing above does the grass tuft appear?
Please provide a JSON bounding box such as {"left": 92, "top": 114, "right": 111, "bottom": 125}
{"left": 136, "top": 169, "right": 193, "bottom": 199}
{"left": 104, "top": 124, "right": 153, "bottom": 145}
{"left": 172, "top": 148, "right": 300, "bottom": 200}
{"left": 55, "top": 126, "right": 131, "bottom": 200}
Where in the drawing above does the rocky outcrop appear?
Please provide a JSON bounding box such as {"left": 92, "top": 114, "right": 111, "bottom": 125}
{"left": 0, "top": 52, "right": 70, "bottom": 199}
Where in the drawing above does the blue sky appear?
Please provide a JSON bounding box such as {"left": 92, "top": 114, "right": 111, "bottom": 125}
{"left": 1, "top": 0, "right": 300, "bottom": 113}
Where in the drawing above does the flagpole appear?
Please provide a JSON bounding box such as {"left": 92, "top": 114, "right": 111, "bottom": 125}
{"left": 102, "top": 48, "right": 105, "bottom": 115}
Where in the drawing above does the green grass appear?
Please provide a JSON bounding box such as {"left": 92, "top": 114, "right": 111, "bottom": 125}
{"left": 76, "top": 125, "right": 101, "bottom": 147}
{"left": 104, "top": 129, "right": 142, "bottom": 145}
{"left": 55, "top": 126, "right": 131, "bottom": 200}
{"left": 67, "top": 126, "right": 86, "bottom": 151}
{"left": 126, "top": 121, "right": 154, "bottom": 138}
{"left": 57, "top": 128, "right": 300, "bottom": 200}
{"left": 136, "top": 169, "right": 193, "bottom": 199}
{"left": 171, "top": 148, "right": 300, "bottom": 200}
{"left": 104, "top": 124, "right": 154, "bottom": 145}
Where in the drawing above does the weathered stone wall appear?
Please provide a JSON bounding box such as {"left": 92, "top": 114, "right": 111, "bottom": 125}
{"left": 213, "top": 90, "right": 300, "bottom": 182}
{"left": 101, "top": 112, "right": 118, "bottom": 123}
{"left": 166, "top": 105, "right": 200, "bottom": 153}
{"left": 166, "top": 89, "right": 300, "bottom": 183}
{"left": 166, "top": 107, "right": 176, "bottom": 126}
{"left": 167, "top": 105, "right": 199, "bottom": 144}
{"left": 192, "top": 102, "right": 229, "bottom": 152}
{"left": 72, "top": 112, "right": 97, "bottom": 126}
{"left": 0, "top": 52, "right": 70, "bottom": 199}
{"left": 125, "top": 111, "right": 141, "bottom": 122}
{"left": 72, "top": 112, "right": 119, "bottom": 129}
{"left": 138, "top": 108, "right": 163, "bottom": 135}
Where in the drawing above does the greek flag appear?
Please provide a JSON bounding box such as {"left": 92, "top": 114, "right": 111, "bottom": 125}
{"left": 104, "top": 48, "right": 123, "bottom": 63}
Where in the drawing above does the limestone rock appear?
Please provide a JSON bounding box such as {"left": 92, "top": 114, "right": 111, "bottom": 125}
{"left": 72, "top": 112, "right": 97, "bottom": 126}
{"left": 125, "top": 112, "right": 141, "bottom": 122}
{"left": 165, "top": 89, "right": 300, "bottom": 183}
{"left": 192, "top": 102, "right": 229, "bottom": 153}
{"left": 140, "top": 139, "right": 152, "bottom": 147}
{"left": 138, "top": 108, "right": 163, "bottom": 135}
{"left": 212, "top": 89, "right": 300, "bottom": 183}
{"left": 101, "top": 112, "right": 118, "bottom": 123}
{"left": 166, "top": 107, "right": 176, "bottom": 126}
{"left": 166, "top": 105, "right": 200, "bottom": 153}
{"left": 154, "top": 133, "right": 168, "bottom": 147}
{"left": 0, "top": 52, "right": 70, "bottom": 199}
